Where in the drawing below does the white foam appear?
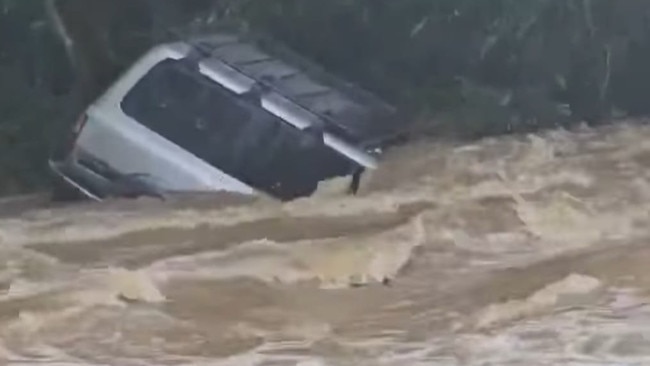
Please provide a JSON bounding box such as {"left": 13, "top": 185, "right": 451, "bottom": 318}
{"left": 149, "top": 214, "right": 426, "bottom": 289}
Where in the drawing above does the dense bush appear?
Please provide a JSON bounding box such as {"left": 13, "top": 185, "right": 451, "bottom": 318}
{"left": 2, "top": 0, "right": 650, "bottom": 195}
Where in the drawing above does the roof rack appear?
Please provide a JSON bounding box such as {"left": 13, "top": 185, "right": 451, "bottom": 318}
{"left": 186, "top": 31, "right": 398, "bottom": 145}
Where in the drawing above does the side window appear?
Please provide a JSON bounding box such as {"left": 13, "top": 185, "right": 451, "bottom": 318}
{"left": 120, "top": 58, "right": 355, "bottom": 200}
{"left": 121, "top": 58, "right": 253, "bottom": 163}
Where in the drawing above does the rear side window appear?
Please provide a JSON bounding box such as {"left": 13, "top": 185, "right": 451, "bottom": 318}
{"left": 121, "top": 58, "right": 252, "bottom": 150}
{"left": 120, "top": 58, "right": 354, "bottom": 199}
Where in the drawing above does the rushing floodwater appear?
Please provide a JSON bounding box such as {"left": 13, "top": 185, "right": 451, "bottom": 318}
{"left": 2, "top": 121, "right": 650, "bottom": 365}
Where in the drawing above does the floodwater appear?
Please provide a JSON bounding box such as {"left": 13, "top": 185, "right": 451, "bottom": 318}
{"left": 2, "top": 121, "right": 650, "bottom": 365}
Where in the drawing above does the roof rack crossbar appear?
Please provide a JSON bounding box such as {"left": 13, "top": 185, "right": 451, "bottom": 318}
{"left": 276, "top": 72, "right": 300, "bottom": 81}
{"left": 184, "top": 31, "right": 397, "bottom": 144}
{"left": 216, "top": 57, "right": 353, "bottom": 129}
{"left": 235, "top": 58, "right": 274, "bottom": 67}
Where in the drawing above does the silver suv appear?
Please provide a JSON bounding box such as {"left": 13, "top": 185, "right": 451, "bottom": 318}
{"left": 49, "top": 32, "right": 399, "bottom": 201}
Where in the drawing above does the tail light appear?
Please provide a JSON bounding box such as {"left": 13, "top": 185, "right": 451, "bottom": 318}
{"left": 64, "top": 112, "right": 88, "bottom": 155}
{"left": 72, "top": 112, "right": 88, "bottom": 136}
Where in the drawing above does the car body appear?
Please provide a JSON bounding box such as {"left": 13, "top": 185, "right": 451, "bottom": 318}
{"left": 49, "top": 32, "right": 400, "bottom": 202}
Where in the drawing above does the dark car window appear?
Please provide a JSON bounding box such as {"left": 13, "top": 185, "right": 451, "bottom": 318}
{"left": 120, "top": 58, "right": 354, "bottom": 200}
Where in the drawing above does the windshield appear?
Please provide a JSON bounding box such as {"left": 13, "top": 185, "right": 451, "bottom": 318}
{"left": 120, "top": 58, "right": 356, "bottom": 200}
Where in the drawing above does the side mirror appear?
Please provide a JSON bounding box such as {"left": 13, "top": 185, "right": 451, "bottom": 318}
{"left": 348, "top": 166, "right": 365, "bottom": 195}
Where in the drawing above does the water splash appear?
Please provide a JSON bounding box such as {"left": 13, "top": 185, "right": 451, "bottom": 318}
{"left": 1, "top": 121, "right": 650, "bottom": 364}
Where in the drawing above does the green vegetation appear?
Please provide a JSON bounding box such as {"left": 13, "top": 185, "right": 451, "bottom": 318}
{"left": 2, "top": 0, "right": 650, "bottom": 195}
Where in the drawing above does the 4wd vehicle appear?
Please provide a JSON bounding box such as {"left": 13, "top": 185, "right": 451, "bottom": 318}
{"left": 49, "top": 32, "right": 400, "bottom": 202}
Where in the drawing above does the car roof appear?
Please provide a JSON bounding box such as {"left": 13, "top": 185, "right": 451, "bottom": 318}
{"left": 182, "top": 32, "right": 400, "bottom": 148}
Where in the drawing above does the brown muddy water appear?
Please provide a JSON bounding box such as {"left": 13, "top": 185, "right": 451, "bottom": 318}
{"left": 2, "top": 121, "right": 650, "bottom": 365}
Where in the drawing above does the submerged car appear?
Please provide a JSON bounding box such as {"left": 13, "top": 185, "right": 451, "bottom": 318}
{"left": 49, "top": 32, "right": 400, "bottom": 202}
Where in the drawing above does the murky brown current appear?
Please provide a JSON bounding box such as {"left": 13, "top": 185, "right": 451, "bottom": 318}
{"left": 3, "top": 121, "right": 650, "bottom": 365}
